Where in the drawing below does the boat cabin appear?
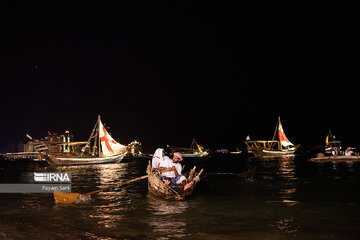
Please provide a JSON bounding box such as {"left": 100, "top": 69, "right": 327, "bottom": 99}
{"left": 325, "top": 140, "right": 342, "bottom": 154}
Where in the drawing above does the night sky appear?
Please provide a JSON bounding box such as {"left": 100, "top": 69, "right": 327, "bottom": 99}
{"left": 0, "top": 1, "right": 357, "bottom": 152}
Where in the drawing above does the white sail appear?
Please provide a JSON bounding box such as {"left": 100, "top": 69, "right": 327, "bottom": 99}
{"left": 99, "top": 119, "right": 126, "bottom": 156}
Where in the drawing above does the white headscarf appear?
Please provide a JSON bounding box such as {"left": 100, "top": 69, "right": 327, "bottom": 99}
{"left": 152, "top": 148, "right": 164, "bottom": 169}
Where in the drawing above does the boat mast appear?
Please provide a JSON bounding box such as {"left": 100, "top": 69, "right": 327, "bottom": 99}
{"left": 92, "top": 125, "right": 98, "bottom": 156}
{"left": 191, "top": 139, "right": 196, "bottom": 151}
{"left": 98, "top": 115, "right": 102, "bottom": 157}
{"left": 270, "top": 116, "right": 279, "bottom": 150}
{"left": 83, "top": 117, "right": 99, "bottom": 156}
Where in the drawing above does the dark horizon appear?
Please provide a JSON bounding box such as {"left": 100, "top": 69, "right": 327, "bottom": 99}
{"left": 0, "top": 1, "right": 357, "bottom": 153}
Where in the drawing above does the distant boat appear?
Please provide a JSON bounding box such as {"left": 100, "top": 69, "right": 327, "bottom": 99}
{"left": 45, "top": 115, "right": 128, "bottom": 165}
{"left": 325, "top": 130, "right": 342, "bottom": 155}
{"left": 245, "top": 116, "right": 299, "bottom": 157}
{"left": 310, "top": 154, "right": 360, "bottom": 163}
{"left": 170, "top": 139, "right": 209, "bottom": 158}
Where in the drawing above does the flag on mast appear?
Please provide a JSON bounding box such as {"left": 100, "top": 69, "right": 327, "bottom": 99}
{"left": 99, "top": 119, "right": 126, "bottom": 156}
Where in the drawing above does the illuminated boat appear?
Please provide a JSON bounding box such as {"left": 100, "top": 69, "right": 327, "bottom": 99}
{"left": 146, "top": 162, "right": 203, "bottom": 200}
{"left": 170, "top": 139, "right": 209, "bottom": 158}
{"left": 45, "top": 115, "right": 128, "bottom": 165}
{"left": 244, "top": 117, "right": 299, "bottom": 157}
{"left": 325, "top": 130, "right": 342, "bottom": 155}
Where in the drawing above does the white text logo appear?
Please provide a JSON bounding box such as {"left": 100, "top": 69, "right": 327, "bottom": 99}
{"left": 33, "top": 172, "right": 71, "bottom": 182}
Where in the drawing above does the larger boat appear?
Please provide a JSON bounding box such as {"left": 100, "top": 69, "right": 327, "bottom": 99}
{"left": 45, "top": 115, "right": 128, "bottom": 165}
{"left": 245, "top": 117, "right": 299, "bottom": 157}
{"left": 170, "top": 139, "right": 209, "bottom": 158}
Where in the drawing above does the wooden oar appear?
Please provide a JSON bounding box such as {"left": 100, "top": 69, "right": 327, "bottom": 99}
{"left": 54, "top": 175, "right": 148, "bottom": 204}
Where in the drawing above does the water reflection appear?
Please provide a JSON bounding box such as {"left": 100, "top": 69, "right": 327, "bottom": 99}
{"left": 56, "top": 163, "right": 130, "bottom": 228}
{"left": 147, "top": 195, "right": 190, "bottom": 239}
{"left": 277, "top": 157, "right": 296, "bottom": 180}
{"left": 277, "top": 158, "right": 299, "bottom": 206}
{"left": 272, "top": 217, "right": 299, "bottom": 235}
{"left": 98, "top": 163, "right": 128, "bottom": 184}
{"left": 91, "top": 163, "right": 129, "bottom": 228}
{"left": 56, "top": 163, "right": 128, "bottom": 189}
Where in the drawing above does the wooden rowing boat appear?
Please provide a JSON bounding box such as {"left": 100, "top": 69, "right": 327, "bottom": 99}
{"left": 310, "top": 153, "right": 360, "bottom": 163}
{"left": 146, "top": 163, "right": 203, "bottom": 200}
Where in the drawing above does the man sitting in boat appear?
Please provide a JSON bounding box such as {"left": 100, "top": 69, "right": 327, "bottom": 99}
{"left": 151, "top": 149, "right": 193, "bottom": 191}
{"left": 331, "top": 147, "right": 339, "bottom": 156}
{"left": 151, "top": 148, "right": 177, "bottom": 178}
{"left": 151, "top": 148, "right": 166, "bottom": 170}
{"left": 166, "top": 152, "right": 194, "bottom": 191}
{"left": 345, "top": 147, "right": 354, "bottom": 156}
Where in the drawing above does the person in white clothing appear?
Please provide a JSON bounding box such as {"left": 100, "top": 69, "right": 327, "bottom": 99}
{"left": 151, "top": 148, "right": 176, "bottom": 178}
{"left": 152, "top": 149, "right": 193, "bottom": 191}
{"left": 345, "top": 147, "right": 353, "bottom": 156}
{"left": 168, "top": 152, "right": 194, "bottom": 191}
{"left": 151, "top": 148, "right": 164, "bottom": 169}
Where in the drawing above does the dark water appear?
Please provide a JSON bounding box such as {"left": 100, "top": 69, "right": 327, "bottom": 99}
{"left": 1, "top": 155, "right": 360, "bottom": 240}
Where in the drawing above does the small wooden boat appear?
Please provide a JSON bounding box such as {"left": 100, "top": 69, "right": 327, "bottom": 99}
{"left": 310, "top": 153, "right": 360, "bottom": 163}
{"left": 170, "top": 139, "right": 209, "bottom": 158}
{"left": 230, "top": 148, "right": 242, "bottom": 155}
{"left": 146, "top": 163, "right": 203, "bottom": 200}
{"left": 245, "top": 116, "right": 299, "bottom": 158}
{"left": 44, "top": 115, "right": 129, "bottom": 165}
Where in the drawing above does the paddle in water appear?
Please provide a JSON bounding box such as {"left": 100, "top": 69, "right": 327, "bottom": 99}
{"left": 54, "top": 175, "right": 148, "bottom": 204}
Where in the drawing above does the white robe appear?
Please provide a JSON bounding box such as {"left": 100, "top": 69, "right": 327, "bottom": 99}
{"left": 152, "top": 149, "right": 187, "bottom": 183}
{"left": 159, "top": 156, "right": 176, "bottom": 178}
{"left": 152, "top": 148, "right": 164, "bottom": 169}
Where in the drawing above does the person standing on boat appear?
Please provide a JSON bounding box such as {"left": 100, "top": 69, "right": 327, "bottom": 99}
{"left": 331, "top": 147, "right": 339, "bottom": 156}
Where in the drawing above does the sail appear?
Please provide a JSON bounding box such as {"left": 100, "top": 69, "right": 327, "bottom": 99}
{"left": 278, "top": 120, "right": 294, "bottom": 148}
{"left": 196, "top": 142, "right": 204, "bottom": 152}
{"left": 99, "top": 119, "right": 126, "bottom": 156}
{"left": 191, "top": 139, "right": 204, "bottom": 152}
{"left": 325, "top": 135, "right": 329, "bottom": 146}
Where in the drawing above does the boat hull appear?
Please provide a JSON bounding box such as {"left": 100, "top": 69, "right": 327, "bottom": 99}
{"left": 46, "top": 152, "right": 127, "bottom": 165}
{"left": 181, "top": 152, "right": 209, "bottom": 158}
{"left": 262, "top": 150, "right": 296, "bottom": 156}
{"left": 251, "top": 149, "right": 296, "bottom": 158}
{"left": 310, "top": 155, "right": 360, "bottom": 163}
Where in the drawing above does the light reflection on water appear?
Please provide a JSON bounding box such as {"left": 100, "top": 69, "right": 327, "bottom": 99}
{"left": 277, "top": 157, "right": 299, "bottom": 206}
{"left": 271, "top": 217, "right": 299, "bottom": 235}
{"left": 278, "top": 157, "right": 296, "bottom": 179}
{"left": 147, "top": 196, "right": 190, "bottom": 239}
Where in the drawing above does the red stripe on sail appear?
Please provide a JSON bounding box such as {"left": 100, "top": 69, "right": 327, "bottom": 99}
{"left": 278, "top": 127, "right": 290, "bottom": 143}
{"left": 100, "top": 126, "right": 114, "bottom": 153}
